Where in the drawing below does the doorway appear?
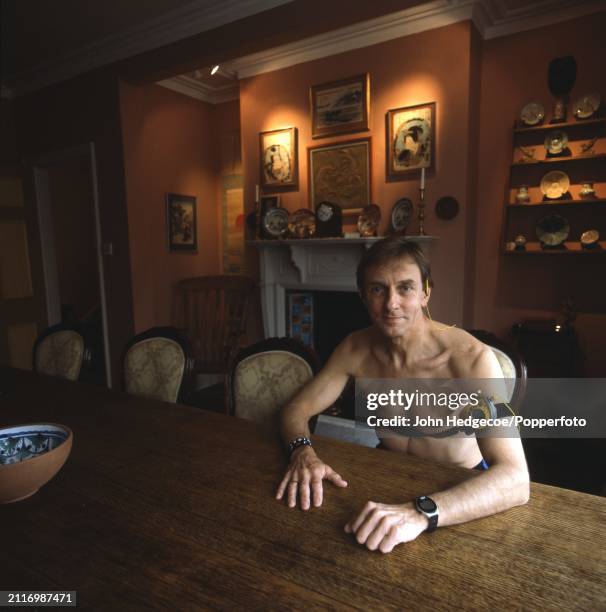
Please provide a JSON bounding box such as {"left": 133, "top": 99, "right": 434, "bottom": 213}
{"left": 34, "top": 143, "right": 111, "bottom": 386}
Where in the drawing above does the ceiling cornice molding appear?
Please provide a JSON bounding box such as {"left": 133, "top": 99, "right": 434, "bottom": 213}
{"left": 231, "top": 1, "right": 475, "bottom": 79}
{"left": 7, "top": 0, "right": 292, "bottom": 97}
{"left": 474, "top": 0, "right": 606, "bottom": 39}
{"left": 157, "top": 76, "right": 239, "bottom": 104}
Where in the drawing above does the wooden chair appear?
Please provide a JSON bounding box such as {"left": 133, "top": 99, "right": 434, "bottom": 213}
{"left": 122, "top": 327, "right": 193, "bottom": 404}
{"left": 33, "top": 323, "right": 92, "bottom": 382}
{"left": 228, "top": 337, "right": 321, "bottom": 432}
{"left": 174, "top": 275, "right": 255, "bottom": 410}
{"left": 467, "top": 329, "right": 528, "bottom": 409}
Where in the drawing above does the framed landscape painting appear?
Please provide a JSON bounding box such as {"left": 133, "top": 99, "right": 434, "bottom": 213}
{"left": 310, "top": 74, "right": 370, "bottom": 139}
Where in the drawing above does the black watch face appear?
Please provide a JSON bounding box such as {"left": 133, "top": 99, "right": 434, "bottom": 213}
{"left": 418, "top": 497, "right": 437, "bottom": 513}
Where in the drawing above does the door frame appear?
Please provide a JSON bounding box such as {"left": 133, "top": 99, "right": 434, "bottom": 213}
{"left": 33, "top": 143, "right": 112, "bottom": 387}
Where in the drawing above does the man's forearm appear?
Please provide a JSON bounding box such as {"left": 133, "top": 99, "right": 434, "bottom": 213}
{"left": 280, "top": 401, "right": 312, "bottom": 447}
{"left": 431, "top": 463, "right": 530, "bottom": 527}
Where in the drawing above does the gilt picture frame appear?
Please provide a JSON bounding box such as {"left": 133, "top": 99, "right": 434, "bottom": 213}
{"left": 310, "top": 73, "right": 370, "bottom": 139}
{"left": 259, "top": 127, "right": 298, "bottom": 190}
{"left": 386, "top": 102, "right": 435, "bottom": 180}
{"left": 308, "top": 138, "right": 371, "bottom": 210}
{"left": 166, "top": 193, "right": 197, "bottom": 252}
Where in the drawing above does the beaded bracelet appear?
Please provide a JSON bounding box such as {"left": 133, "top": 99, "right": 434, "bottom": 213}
{"left": 288, "top": 436, "right": 312, "bottom": 458}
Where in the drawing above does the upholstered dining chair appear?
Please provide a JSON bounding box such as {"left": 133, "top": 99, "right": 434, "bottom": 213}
{"left": 467, "top": 329, "right": 528, "bottom": 409}
{"left": 228, "top": 337, "right": 321, "bottom": 431}
{"left": 174, "top": 275, "right": 256, "bottom": 410}
{"left": 122, "top": 327, "right": 193, "bottom": 404}
{"left": 33, "top": 323, "right": 91, "bottom": 382}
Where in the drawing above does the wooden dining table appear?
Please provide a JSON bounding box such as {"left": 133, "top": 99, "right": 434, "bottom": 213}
{"left": 1, "top": 366, "right": 605, "bottom": 610}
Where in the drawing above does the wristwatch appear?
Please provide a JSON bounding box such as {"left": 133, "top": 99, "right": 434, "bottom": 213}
{"left": 415, "top": 495, "right": 438, "bottom": 532}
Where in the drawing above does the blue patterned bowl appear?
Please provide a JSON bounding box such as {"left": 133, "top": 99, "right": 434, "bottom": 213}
{"left": 0, "top": 424, "right": 73, "bottom": 503}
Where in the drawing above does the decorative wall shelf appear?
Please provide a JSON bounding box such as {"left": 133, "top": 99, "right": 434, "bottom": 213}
{"left": 513, "top": 117, "right": 605, "bottom": 134}
{"left": 502, "top": 115, "right": 606, "bottom": 256}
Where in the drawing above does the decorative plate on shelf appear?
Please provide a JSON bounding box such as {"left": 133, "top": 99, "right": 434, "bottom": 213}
{"left": 390, "top": 198, "right": 413, "bottom": 233}
{"left": 540, "top": 170, "right": 570, "bottom": 199}
{"left": 573, "top": 93, "right": 601, "bottom": 119}
{"left": 520, "top": 102, "right": 545, "bottom": 126}
{"left": 544, "top": 131, "right": 568, "bottom": 155}
{"left": 288, "top": 208, "right": 316, "bottom": 239}
{"left": 262, "top": 207, "right": 289, "bottom": 238}
{"left": 358, "top": 204, "right": 381, "bottom": 237}
{"left": 536, "top": 214, "right": 570, "bottom": 247}
{"left": 580, "top": 229, "right": 600, "bottom": 248}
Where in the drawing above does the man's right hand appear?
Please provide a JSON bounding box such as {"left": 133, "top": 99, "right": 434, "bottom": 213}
{"left": 275, "top": 446, "right": 348, "bottom": 510}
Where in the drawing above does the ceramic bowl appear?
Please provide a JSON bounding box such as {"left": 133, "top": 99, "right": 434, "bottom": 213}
{"left": 0, "top": 424, "right": 73, "bottom": 503}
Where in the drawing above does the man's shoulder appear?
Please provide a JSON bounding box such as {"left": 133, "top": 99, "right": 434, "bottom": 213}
{"left": 431, "top": 325, "right": 497, "bottom": 376}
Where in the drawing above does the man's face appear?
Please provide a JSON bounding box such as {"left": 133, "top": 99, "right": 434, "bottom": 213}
{"left": 361, "top": 257, "right": 429, "bottom": 338}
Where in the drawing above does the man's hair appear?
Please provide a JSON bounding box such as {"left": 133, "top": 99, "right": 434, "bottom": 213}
{"left": 356, "top": 236, "right": 433, "bottom": 292}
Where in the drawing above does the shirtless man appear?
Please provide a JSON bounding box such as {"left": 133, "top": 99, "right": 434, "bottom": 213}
{"left": 276, "top": 237, "right": 529, "bottom": 553}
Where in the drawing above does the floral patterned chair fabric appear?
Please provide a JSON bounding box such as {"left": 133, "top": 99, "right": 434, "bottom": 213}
{"left": 124, "top": 337, "right": 187, "bottom": 403}
{"left": 233, "top": 351, "right": 314, "bottom": 427}
{"left": 34, "top": 330, "right": 85, "bottom": 381}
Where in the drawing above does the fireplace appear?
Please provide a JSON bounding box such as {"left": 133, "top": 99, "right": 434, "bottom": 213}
{"left": 251, "top": 237, "right": 436, "bottom": 340}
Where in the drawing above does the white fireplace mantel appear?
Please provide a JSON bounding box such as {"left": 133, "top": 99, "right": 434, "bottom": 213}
{"left": 248, "top": 236, "right": 438, "bottom": 337}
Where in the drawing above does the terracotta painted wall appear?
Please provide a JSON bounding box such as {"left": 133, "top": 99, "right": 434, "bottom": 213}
{"left": 240, "top": 21, "right": 478, "bottom": 326}
{"left": 474, "top": 12, "right": 606, "bottom": 375}
{"left": 119, "top": 82, "right": 238, "bottom": 332}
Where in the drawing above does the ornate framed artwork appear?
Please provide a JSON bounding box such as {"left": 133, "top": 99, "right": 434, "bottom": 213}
{"left": 308, "top": 138, "right": 371, "bottom": 210}
{"left": 166, "top": 193, "right": 197, "bottom": 251}
{"left": 386, "top": 102, "right": 436, "bottom": 179}
{"left": 259, "top": 127, "right": 298, "bottom": 190}
{"left": 310, "top": 73, "right": 370, "bottom": 139}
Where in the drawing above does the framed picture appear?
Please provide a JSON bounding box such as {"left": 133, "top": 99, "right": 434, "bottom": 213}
{"left": 386, "top": 102, "right": 436, "bottom": 179}
{"left": 166, "top": 193, "right": 197, "bottom": 251}
{"left": 310, "top": 73, "right": 370, "bottom": 139}
{"left": 308, "top": 138, "right": 371, "bottom": 210}
{"left": 260, "top": 127, "right": 298, "bottom": 189}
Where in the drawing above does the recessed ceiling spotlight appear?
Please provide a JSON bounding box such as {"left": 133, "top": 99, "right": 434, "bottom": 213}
{"left": 211, "top": 65, "right": 220, "bottom": 75}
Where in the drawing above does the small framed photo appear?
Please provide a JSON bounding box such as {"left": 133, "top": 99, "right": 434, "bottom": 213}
{"left": 260, "top": 127, "right": 298, "bottom": 190}
{"left": 310, "top": 73, "right": 370, "bottom": 139}
{"left": 386, "top": 102, "right": 436, "bottom": 179}
{"left": 308, "top": 138, "right": 371, "bottom": 210}
{"left": 166, "top": 193, "right": 197, "bottom": 251}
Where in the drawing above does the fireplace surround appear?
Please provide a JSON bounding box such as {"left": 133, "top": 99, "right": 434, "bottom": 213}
{"left": 249, "top": 237, "right": 437, "bottom": 338}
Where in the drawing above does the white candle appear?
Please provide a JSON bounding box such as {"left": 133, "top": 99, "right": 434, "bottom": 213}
{"left": 420, "top": 167, "right": 425, "bottom": 190}
{"left": 255, "top": 184, "right": 260, "bottom": 203}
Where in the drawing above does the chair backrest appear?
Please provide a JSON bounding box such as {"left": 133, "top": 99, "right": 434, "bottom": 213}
{"left": 467, "top": 329, "right": 528, "bottom": 408}
{"left": 228, "top": 337, "right": 321, "bottom": 430}
{"left": 33, "top": 324, "right": 89, "bottom": 381}
{"left": 123, "top": 327, "right": 193, "bottom": 403}
{"left": 174, "top": 275, "right": 255, "bottom": 373}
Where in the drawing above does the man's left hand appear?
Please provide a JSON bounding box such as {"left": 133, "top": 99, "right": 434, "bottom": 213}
{"left": 344, "top": 501, "right": 428, "bottom": 553}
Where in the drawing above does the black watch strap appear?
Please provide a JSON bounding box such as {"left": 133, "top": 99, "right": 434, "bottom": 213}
{"left": 415, "top": 495, "right": 438, "bottom": 532}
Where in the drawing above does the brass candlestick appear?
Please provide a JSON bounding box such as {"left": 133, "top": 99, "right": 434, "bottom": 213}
{"left": 418, "top": 186, "right": 426, "bottom": 236}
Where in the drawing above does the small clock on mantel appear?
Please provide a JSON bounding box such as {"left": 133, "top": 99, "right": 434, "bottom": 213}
{"left": 315, "top": 201, "right": 342, "bottom": 238}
